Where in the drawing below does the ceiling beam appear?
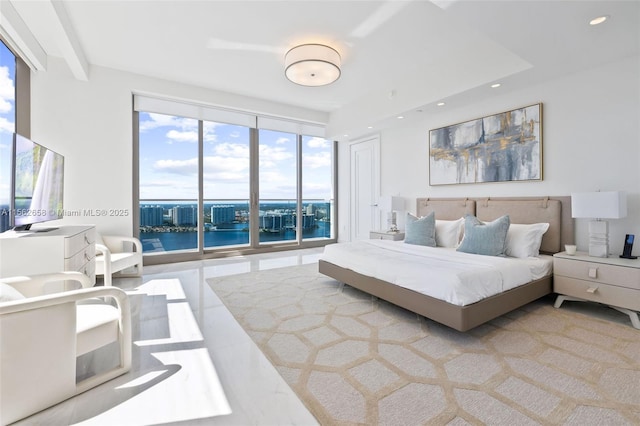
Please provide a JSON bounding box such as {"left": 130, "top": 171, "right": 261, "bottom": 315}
{"left": 0, "top": 0, "right": 47, "bottom": 71}
{"left": 48, "top": 0, "right": 89, "bottom": 81}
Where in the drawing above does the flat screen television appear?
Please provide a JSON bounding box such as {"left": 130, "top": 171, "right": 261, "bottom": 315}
{"left": 11, "top": 133, "right": 65, "bottom": 231}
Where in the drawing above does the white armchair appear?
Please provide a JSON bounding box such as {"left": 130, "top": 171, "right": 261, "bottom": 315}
{"left": 95, "top": 233, "right": 143, "bottom": 287}
{"left": 0, "top": 272, "right": 131, "bottom": 425}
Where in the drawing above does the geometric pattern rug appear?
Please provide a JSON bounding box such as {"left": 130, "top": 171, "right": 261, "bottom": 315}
{"left": 207, "top": 263, "right": 640, "bottom": 425}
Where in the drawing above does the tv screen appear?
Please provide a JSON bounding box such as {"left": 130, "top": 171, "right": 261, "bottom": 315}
{"left": 12, "top": 134, "right": 64, "bottom": 231}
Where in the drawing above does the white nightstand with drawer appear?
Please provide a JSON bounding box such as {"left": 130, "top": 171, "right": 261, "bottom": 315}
{"left": 553, "top": 251, "right": 640, "bottom": 329}
{"left": 369, "top": 231, "right": 405, "bottom": 241}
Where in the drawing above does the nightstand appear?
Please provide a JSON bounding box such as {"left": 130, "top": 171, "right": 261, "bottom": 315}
{"left": 369, "top": 231, "right": 405, "bottom": 241}
{"left": 553, "top": 251, "right": 640, "bottom": 329}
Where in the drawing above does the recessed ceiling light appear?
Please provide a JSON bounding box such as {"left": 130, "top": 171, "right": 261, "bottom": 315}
{"left": 367, "top": 126, "right": 373, "bottom": 129}
{"left": 589, "top": 15, "right": 608, "bottom": 26}
{"left": 491, "top": 83, "right": 501, "bottom": 88}
{"left": 397, "top": 115, "right": 404, "bottom": 119}
{"left": 437, "top": 102, "right": 445, "bottom": 107}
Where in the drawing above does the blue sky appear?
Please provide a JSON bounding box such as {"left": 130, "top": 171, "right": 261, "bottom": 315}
{"left": 0, "top": 41, "right": 15, "bottom": 207}
{"left": 139, "top": 112, "right": 333, "bottom": 202}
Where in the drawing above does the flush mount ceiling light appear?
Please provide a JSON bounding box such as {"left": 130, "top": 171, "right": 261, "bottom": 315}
{"left": 589, "top": 15, "right": 608, "bottom": 25}
{"left": 285, "top": 44, "right": 341, "bottom": 86}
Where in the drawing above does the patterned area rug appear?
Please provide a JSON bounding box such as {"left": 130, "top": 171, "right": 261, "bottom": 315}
{"left": 207, "top": 263, "right": 640, "bottom": 425}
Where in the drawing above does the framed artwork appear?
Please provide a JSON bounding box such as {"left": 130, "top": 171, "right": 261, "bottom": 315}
{"left": 429, "top": 103, "right": 542, "bottom": 185}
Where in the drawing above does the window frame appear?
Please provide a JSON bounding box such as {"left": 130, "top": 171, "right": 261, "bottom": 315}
{"left": 133, "top": 97, "right": 337, "bottom": 265}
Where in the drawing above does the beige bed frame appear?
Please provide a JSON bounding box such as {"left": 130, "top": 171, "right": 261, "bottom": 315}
{"left": 319, "top": 196, "right": 574, "bottom": 332}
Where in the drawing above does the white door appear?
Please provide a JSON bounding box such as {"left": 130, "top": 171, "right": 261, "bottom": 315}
{"left": 350, "top": 136, "right": 380, "bottom": 241}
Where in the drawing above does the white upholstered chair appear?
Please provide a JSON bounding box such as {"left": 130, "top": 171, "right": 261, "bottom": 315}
{"left": 95, "top": 233, "right": 143, "bottom": 287}
{"left": 0, "top": 271, "right": 132, "bottom": 425}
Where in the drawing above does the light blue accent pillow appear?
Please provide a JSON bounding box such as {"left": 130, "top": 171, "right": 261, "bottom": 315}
{"left": 404, "top": 212, "right": 436, "bottom": 247}
{"left": 457, "top": 215, "right": 510, "bottom": 256}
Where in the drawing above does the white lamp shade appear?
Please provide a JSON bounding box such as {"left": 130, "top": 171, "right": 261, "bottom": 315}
{"left": 285, "top": 44, "right": 341, "bottom": 86}
{"left": 379, "top": 196, "right": 404, "bottom": 211}
{"left": 571, "top": 191, "right": 627, "bottom": 219}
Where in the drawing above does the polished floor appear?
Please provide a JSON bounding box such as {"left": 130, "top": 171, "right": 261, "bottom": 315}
{"left": 16, "top": 248, "right": 324, "bottom": 426}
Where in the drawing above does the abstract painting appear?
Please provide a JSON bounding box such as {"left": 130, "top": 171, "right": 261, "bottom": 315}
{"left": 429, "top": 103, "right": 542, "bottom": 185}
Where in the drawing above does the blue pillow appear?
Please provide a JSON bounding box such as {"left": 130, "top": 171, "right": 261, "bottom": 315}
{"left": 457, "top": 215, "right": 510, "bottom": 256}
{"left": 404, "top": 212, "right": 436, "bottom": 247}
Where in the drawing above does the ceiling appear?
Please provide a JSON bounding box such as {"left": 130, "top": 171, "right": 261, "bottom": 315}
{"left": 5, "top": 0, "right": 640, "bottom": 139}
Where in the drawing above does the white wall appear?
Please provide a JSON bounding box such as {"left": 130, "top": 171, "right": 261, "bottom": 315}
{"left": 339, "top": 56, "right": 640, "bottom": 256}
{"left": 29, "top": 58, "right": 328, "bottom": 236}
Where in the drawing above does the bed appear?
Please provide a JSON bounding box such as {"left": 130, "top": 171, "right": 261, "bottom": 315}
{"left": 319, "top": 196, "right": 574, "bottom": 332}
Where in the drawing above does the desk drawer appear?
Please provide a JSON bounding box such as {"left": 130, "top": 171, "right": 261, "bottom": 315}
{"left": 554, "top": 276, "right": 640, "bottom": 311}
{"left": 64, "top": 244, "right": 95, "bottom": 271}
{"left": 554, "top": 258, "right": 640, "bottom": 290}
{"left": 65, "top": 228, "right": 95, "bottom": 257}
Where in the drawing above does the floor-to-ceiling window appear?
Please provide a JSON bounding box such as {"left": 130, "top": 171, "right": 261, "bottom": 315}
{"left": 0, "top": 41, "right": 15, "bottom": 232}
{"left": 134, "top": 96, "right": 336, "bottom": 261}
{"left": 258, "top": 129, "right": 298, "bottom": 245}
{"left": 138, "top": 112, "right": 199, "bottom": 252}
{"left": 202, "top": 120, "right": 251, "bottom": 249}
{"left": 301, "top": 135, "right": 334, "bottom": 241}
{"left": 0, "top": 39, "right": 29, "bottom": 233}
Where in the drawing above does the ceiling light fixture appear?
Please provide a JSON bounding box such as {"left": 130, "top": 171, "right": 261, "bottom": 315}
{"left": 437, "top": 102, "right": 445, "bottom": 106}
{"left": 491, "top": 83, "right": 501, "bottom": 88}
{"left": 285, "top": 44, "right": 341, "bottom": 86}
{"left": 589, "top": 15, "right": 608, "bottom": 26}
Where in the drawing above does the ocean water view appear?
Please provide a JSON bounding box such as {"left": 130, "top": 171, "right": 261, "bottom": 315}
{"left": 140, "top": 220, "right": 331, "bottom": 252}
{"left": 140, "top": 201, "right": 333, "bottom": 253}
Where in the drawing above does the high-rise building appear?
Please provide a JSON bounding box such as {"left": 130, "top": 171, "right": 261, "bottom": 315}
{"left": 139, "top": 205, "right": 164, "bottom": 226}
{"left": 211, "top": 205, "right": 235, "bottom": 225}
{"left": 172, "top": 205, "right": 197, "bottom": 226}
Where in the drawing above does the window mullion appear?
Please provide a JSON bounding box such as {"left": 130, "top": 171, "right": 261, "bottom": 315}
{"left": 198, "top": 120, "right": 204, "bottom": 253}
{"left": 296, "top": 134, "right": 303, "bottom": 244}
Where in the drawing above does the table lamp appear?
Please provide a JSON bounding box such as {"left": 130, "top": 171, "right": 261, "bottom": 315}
{"left": 379, "top": 196, "right": 404, "bottom": 232}
{"left": 571, "top": 191, "right": 627, "bottom": 257}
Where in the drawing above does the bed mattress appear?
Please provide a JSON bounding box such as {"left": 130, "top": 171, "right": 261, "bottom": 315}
{"left": 321, "top": 240, "right": 553, "bottom": 306}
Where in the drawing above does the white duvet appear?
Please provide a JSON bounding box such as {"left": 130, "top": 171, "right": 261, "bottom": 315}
{"left": 321, "top": 240, "right": 553, "bottom": 306}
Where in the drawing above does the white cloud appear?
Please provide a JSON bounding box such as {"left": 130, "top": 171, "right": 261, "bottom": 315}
{"left": 203, "top": 155, "right": 249, "bottom": 173}
{"left": 213, "top": 142, "right": 249, "bottom": 158}
{"left": 153, "top": 158, "right": 198, "bottom": 175}
{"left": 166, "top": 129, "right": 198, "bottom": 143}
{"left": 259, "top": 170, "right": 288, "bottom": 183}
{"left": 259, "top": 144, "right": 294, "bottom": 166}
{"left": 275, "top": 137, "right": 290, "bottom": 145}
{"left": 0, "top": 66, "right": 14, "bottom": 115}
{"left": 306, "top": 137, "right": 329, "bottom": 149}
{"left": 0, "top": 116, "right": 15, "bottom": 134}
{"left": 303, "top": 151, "right": 331, "bottom": 169}
{"left": 139, "top": 113, "right": 197, "bottom": 132}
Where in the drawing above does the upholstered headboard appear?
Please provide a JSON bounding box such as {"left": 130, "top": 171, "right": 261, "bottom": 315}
{"left": 416, "top": 198, "right": 475, "bottom": 220}
{"left": 415, "top": 196, "right": 573, "bottom": 254}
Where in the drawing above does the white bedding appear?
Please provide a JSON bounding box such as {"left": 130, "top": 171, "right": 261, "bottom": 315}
{"left": 321, "top": 240, "right": 553, "bottom": 306}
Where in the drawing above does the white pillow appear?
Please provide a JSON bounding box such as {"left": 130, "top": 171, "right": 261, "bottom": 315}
{"left": 435, "top": 218, "right": 465, "bottom": 248}
{"left": 0, "top": 282, "right": 26, "bottom": 302}
{"left": 505, "top": 223, "right": 550, "bottom": 258}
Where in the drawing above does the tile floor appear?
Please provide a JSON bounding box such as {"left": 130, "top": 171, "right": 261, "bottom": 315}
{"left": 15, "top": 248, "right": 324, "bottom": 426}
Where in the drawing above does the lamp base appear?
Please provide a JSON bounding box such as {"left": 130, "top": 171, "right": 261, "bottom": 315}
{"left": 588, "top": 220, "right": 609, "bottom": 258}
